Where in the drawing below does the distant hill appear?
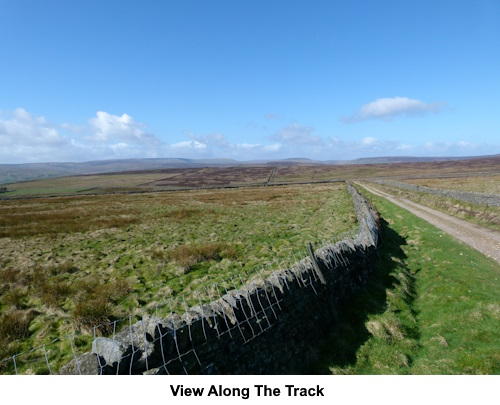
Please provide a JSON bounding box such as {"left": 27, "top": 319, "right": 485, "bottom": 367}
{"left": 1, "top": 154, "right": 498, "bottom": 184}
{"left": 0, "top": 158, "right": 239, "bottom": 184}
{"left": 324, "top": 154, "right": 500, "bottom": 165}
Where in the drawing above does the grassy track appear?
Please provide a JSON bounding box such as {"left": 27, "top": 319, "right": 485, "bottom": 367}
{"left": 312, "top": 189, "right": 500, "bottom": 374}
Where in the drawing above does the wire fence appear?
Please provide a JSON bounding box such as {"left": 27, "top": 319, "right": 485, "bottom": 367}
{"left": 1, "top": 183, "right": 380, "bottom": 375}
{"left": 0, "top": 226, "right": 363, "bottom": 375}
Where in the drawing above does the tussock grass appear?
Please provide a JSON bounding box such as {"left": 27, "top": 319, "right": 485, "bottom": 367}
{"left": 0, "top": 183, "right": 356, "bottom": 372}
{"left": 366, "top": 316, "right": 407, "bottom": 343}
{"left": 0, "top": 197, "right": 141, "bottom": 238}
{"left": 0, "top": 267, "right": 20, "bottom": 284}
{"left": 0, "top": 310, "right": 34, "bottom": 342}
{"left": 0, "top": 310, "right": 35, "bottom": 360}
{"left": 73, "top": 297, "right": 113, "bottom": 332}
{"left": 169, "top": 242, "right": 238, "bottom": 270}
{"left": 165, "top": 208, "right": 207, "bottom": 221}
{"left": 72, "top": 279, "right": 132, "bottom": 332}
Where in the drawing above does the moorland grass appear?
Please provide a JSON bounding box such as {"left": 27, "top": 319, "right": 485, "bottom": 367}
{"left": 0, "top": 183, "right": 357, "bottom": 372}
{"left": 402, "top": 174, "right": 500, "bottom": 195}
{"left": 0, "top": 172, "right": 173, "bottom": 197}
{"left": 311, "top": 189, "right": 500, "bottom": 374}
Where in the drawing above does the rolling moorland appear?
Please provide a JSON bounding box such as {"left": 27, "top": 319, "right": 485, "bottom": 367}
{"left": 0, "top": 155, "right": 499, "bottom": 374}
{"left": 3, "top": 154, "right": 498, "bottom": 185}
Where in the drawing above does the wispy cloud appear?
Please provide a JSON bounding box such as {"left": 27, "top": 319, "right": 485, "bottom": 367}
{"left": 327, "top": 136, "right": 394, "bottom": 156}
{"left": 236, "top": 143, "right": 282, "bottom": 153}
{"left": 172, "top": 132, "right": 283, "bottom": 159}
{"left": 271, "top": 122, "right": 323, "bottom": 146}
{"left": 186, "top": 132, "right": 229, "bottom": 149}
{"left": 264, "top": 113, "right": 283, "bottom": 121}
{"left": 326, "top": 136, "right": 488, "bottom": 159}
{"left": 422, "top": 140, "right": 481, "bottom": 154}
{"left": 342, "top": 97, "right": 445, "bottom": 122}
{"left": 170, "top": 140, "right": 207, "bottom": 150}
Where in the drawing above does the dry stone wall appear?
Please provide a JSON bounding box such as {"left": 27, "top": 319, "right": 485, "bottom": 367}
{"left": 61, "top": 182, "right": 381, "bottom": 375}
{"left": 373, "top": 179, "right": 500, "bottom": 207}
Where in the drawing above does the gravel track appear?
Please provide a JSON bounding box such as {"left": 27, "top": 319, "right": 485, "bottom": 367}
{"left": 357, "top": 182, "right": 500, "bottom": 265}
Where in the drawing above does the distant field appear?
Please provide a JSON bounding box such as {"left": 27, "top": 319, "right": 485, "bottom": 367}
{"left": 273, "top": 156, "right": 500, "bottom": 183}
{"left": 0, "top": 166, "right": 275, "bottom": 198}
{"left": 0, "top": 182, "right": 357, "bottom": 372}
{"left": 402, "top": 174, "right": 500, "bottom": 194}
{"left": 146, "top": 166, "right": 273, "bottom": 188}
{"left": 0, "top": 172, "right": 179, "bottom": 197}
{"left": 1, "top": 156, "right": 499, "bottom": 199}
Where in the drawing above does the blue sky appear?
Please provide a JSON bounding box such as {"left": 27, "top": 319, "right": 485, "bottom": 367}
{"left": 1, "top": 0, "right": 499, "bottom": 163}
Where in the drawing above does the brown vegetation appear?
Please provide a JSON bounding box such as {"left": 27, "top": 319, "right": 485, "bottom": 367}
{"left": 0, "top": 196, "right": 141, "bottom": 238}
{"left": 0, "top": 182, "right": 356, "bottom": 365}
{"left": 147, "top": 166, "right": 273, "bottom": 188}
{"left": 168, "top": 242, "right": 238, "bottom": 270}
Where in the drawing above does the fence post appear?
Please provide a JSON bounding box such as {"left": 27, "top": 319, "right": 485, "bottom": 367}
{"left": 308, "top": 243, "right": 327, "bottom": 285}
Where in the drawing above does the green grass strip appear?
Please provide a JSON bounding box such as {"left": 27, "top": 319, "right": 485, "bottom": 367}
{"left": 312, "top": 189, "right": 500, "bottom": 374}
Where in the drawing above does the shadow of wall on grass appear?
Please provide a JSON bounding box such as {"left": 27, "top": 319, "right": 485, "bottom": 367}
{"left": 10, "top": 182, "right": 380, "bottom": 375}
{"left": 308, "top": 217, "right": 409, "bottom": 373}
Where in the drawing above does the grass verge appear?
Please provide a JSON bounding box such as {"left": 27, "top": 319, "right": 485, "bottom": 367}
{"left": 311, "top": 188, "right": 500, "bottom": 374}
{"left": 371, "top": 182, "right": 500, "bottom": 231}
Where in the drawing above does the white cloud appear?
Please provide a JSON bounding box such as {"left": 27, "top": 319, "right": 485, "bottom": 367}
{"left": 88, "top": 111, "right": 160, "bottom": 145}
{"left": 0, "top": 109, "right": 166, "bottom": 163}
{"left": 171, "top": 140, "right": 207, "bottom": 150}
{"left": 175, "top": 132, "right": 284, "bottom": 158}
{"left": 186, "top": 132, "right": 229, "bottom": 149}
{"left": 60, "top": 123, "right": 85, "bottom": 133}
{"left": 0, "top": 108, "right": 66, "bottom": 147}
{"left": 2, "top": 108, "right": 492, "bottom": 165}
{"left": 325, "top": 138, "right": 485, "bottom": 159}
{"left": 422, "top": 141, "right": 478, "bottom": 154}
{"left": 326, "top": 136, "right": 404, "bottom": 158}
{"left": 342, "top": 97, "right": 445, "bottom": 122}
{"left": 263, "top": 143, "right": 282, "bottom": 152}
{"left": 271, "top": 122, "right": 323, "bottom": 145}
{"left": 109, "top": 142, "right": 129, "bottom": 153}
{"left": 360, "top": 136, "right": 379, "bottom": 146}
{"left": 170, "top": 132, "right": 284, "bottom": 159}
{"left": 397, "top": 144, "right": 413, "bottom": 151}
{"left": 237, "top": 143, "right": 261, "bottom": 149}
{"left": 235, "top": 142, "right": 283, "bottom": 152}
